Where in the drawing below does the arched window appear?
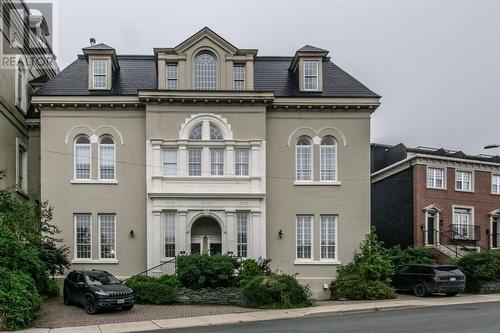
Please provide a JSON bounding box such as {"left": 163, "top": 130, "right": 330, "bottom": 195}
{"left": 99, "top": 135, "right": 115, "bottom": 180}
{"left": 296, "top": 136, "right": 312, "bottom": 181}
{"left": 210, "top": 124, "right": 224, "bottom": 140}
{"left": 320, "top": 136, "right": 337, "bottom": 181}
{"left": 189, "top": 124, "right": 203, "bottom": 140}
{"left": 194, "top": 52, "right": 217, "bottom": 90}
{"left": 74, "top": 135, "right": 91, "bottom": 180}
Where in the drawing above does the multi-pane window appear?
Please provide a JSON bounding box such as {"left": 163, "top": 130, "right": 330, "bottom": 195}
{"left": 188, "top": 149, "right": 202, "bottom": 176}
{"left": 92, "top": 59, "right": 107, "bottom": 89}
{"left": 320, "top": 136, "right": 337, "bottom": 181}
{"left": 320, "top": 215, "right": 337, "bottom": 260}
{"left": 210, "top": 124, "right": 224, "bottom": 140}
{"left": 296, "top": 137, "right": 312, "bottom": 181}
{"left": 164, "top": 212, "right": 176, "bottom": 258}
{"left": 166, "top": 64, "right": 178, "bottom": 89}
{"left": 17, "top": 144, "right": 27, "bottom": 191}
{"left": 189, "top": 124, "right": 203, "bottom": 140}
{"left": 304, "top": 61, "right": 319, "bottom": 91}
{"left": 453, "top": 208, "right": 472, "bottom": 239}
{"left": 210, "top": 149, "right": 224, "bottom": 176}
{"left": 235, "top": 149, "right": 249, "bottom": 176}
{"left": 163, "top": 149, "right": 177, "bottom": 176}
{"left": 99, "top": 214, "right": 116, "bottom": 259}
{"left": 236, "top": 213, "right": 248, "bottom": 258}
{"left": 75, "top": 136, "right": 91, "bottom": 180}
{"left": 233, "top": 64, "right": 245, "bottom": 91}
{"left": 99, "top": 136, "right": 115, "bottom": 180}
{"left": 296, "top": 215, "right": 312, "bottom": 260}
{"left": 455, "top": 170, "right": 472, "bottom": 191}
{"left": 492, "top": 174, "right": 500, "bottom": 194}
{"left": 194, "top": 52, "right": 217, "bottom": 90}
{"left": 75, "top": 214, "right": 91, "bottom": 259}
{"left": 427, "top": 167, "right": 445, "bottom": 189}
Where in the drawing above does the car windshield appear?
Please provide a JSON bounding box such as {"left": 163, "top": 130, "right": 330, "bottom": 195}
{"left": 85, "top": 271, "right": 120, "bottom": 286}
{"left": 434, "top": 266, "right": 461, "bottom": 275}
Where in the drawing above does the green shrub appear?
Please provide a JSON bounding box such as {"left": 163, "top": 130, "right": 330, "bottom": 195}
{"left": 387, "top": 246, "right": 437, "bottom": 267}
{"left": 241, "top": 274, "right": 312, "bottom": 308}
{"left": 238, "top": 259, "right": 266, "bottom": 287}
{"left": 330, "top": 270, "right": 396, "bottom": 300}
{"left": 125, "top": 275, "right": 180, "bottom": 304}
{"left": 0, "top": 268, "right": 42, "bottom": 330}
{"left": 451, "top": 252, "right": 500, "bottom": 292}
{"left": 176, "top": 254, "right": 240, "bottom": 289}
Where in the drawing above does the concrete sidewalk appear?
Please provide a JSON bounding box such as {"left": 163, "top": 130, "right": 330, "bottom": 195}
{"left": 20, "top": 294, "right": 500, "bottom": 333}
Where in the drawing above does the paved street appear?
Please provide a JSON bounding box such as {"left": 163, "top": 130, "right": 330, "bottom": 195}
{"left": 141, "top": 301, "right": 500, "bottom": 333}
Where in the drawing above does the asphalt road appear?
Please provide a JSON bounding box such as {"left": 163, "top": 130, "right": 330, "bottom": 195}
{"left": 141, "top": 301, "right": 500, "bottom": 333}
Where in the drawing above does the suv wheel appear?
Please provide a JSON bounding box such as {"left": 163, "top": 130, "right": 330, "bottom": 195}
{"left": 63, "top": 288, "right": 72, "bottom": 305}
{"left": 84, "top": 296, "right": 98, "bottom": 315}
{"left": 413, "top": 283, "right": 427, "bottom": 297}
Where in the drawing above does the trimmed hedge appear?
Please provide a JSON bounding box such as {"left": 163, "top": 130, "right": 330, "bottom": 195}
{"left": 451, "top": 251, "right": 500, "bottom": 292}
{"left": 330, "top": 270, "right": 395, "bottom": 300}
{"left": 125, "top": 275, "right": 180, "bottom": 304}
{"left": 176, "top": 254, "right": 240, "bottom": 289}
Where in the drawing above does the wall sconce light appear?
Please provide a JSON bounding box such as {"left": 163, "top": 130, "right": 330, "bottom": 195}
{"left": 278, "top": 229, "right": 283, "bottom": 239}
{"left": 227, "top": 251, "right": 234, "bottom": 256}
{"left": 129, "top": 230, "right": 135, "bottom": 238}
{"left": 179, "top": 251, "right": 186, "bottom": 255}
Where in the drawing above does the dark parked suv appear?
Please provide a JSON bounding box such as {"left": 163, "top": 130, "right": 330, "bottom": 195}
{"left": 64, "top": 270, "right": 134, "bottom": 314}
{"left": 393, "top": 264, "right": 466, "bottom": 297}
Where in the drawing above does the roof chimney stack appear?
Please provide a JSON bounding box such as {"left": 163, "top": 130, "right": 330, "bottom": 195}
{"left": 90, "top": 38, "right": 96, "bottom": 46}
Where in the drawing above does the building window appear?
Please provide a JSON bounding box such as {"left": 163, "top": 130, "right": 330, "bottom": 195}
{"left": 453, "top": 208, "right": 472, "bottom": 239}
{"left": 92, "top": 59, "right": 107, "bottom": 89}
{"left": 16, "top": 61, "right": 25, "bottom": 111}
{"left": 75, "top": 214, "right": 91, "bottom": 259}
{"left": 188, "top": 149, "right": 202, "bottom": 176}
{"left": 164, "top": 212, "right": 176, "bottom": 258}
{"left": 194, "top": 52, "right": 217, "bottom": 90}
{"left": 427, "top": 167, "right": 445, "bottom": 189}
{"left": 163, "top": 149, "right": 177, "bottom": 176}
{"left": 233, "top": 64, "right": 245, "bottom": 91}
{"left": 304, "top": 61, "right": 319, "bottom": 91}
{"left": 296, "top": 136, "right": 312, "bottom": 181}
{"left": 492, "top": 174, "right": 500, "bottom": 194}
{"left": 235, "top": 149, "right": 249, "bottom": 176}
{"left": 99, "top": 136, "right": 115, "bottom": 180}
{"left": 189, "top": 124, "right": 203, "bottom": 140}
{"left": 99, "top": 214, "right": 116, "bottom": 259}
{"left": 320, "top": 215, "right": 337, "bottom": 260}
{"left": 236, "top": 213, "right": 248, "bottom": 258}
{"left": 320, "top": 136, "right": 337, "bottom": 181}
{"left": 16, "top": 140, "right": 27, "bottom": 192}
{"left": 455, "top": 170, "right": 472, "bottom": 192}
{"left": 210, "top": 124, "right": 224, "bottom": 140}
{"left": 296, "top": 215, "right": 312, "bottom": 260}
{"left": 166, "top": 64, "right": 178, "bottom": 89}
{"left": 210, "top": 149, "right": 224, "bottom": 176}
{"left": 74, "top": 135, "right": 91, "bottom": 180}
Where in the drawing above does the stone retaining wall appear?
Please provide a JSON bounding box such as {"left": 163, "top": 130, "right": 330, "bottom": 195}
{"left": 176, "top": 287, "right": 246, "bottom": 306}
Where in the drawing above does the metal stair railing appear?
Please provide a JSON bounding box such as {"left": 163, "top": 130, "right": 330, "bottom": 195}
{"left": 122, "top": 257, "right": 176, "bottom": 282}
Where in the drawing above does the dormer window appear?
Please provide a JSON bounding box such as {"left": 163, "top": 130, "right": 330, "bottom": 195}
{"left": 194, "top": 52, "right": 217, "bottom": 90}
{"left": 92, "top": 59, "right": 107, "bottom": 89}
{"left": 233, "top": 64, "right": 245, "bottom": 91}
{"left": 166, "top": 64, "right": 178, "bottom": 89}
{"left": 304, "top": 61, "right": 319, "bottom": 91}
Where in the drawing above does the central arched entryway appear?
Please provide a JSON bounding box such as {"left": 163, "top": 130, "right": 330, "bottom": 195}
{"left": 190, "top": 216, "right": 222, "bottom": 255}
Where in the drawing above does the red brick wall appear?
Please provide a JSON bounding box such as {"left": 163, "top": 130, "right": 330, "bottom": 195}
{"left": 413, "top": 164, "right": 500, "bottom": 249}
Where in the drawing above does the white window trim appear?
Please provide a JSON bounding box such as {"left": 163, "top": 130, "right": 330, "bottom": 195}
{"left": 92, "top": 59, "right": 108, "bottom": 90}
{"left": 98, "top": 138, "right": 116, "bottom": 181}
{"left": 162, "top": 211, "right": 176, "bottom": 259}
{"left": 15, "top": 60, "right": 26, "bottom": 112}
{"left": 74, "top": 137, "right": 91, "bottom": 181}
{"left": 166, "top": 63, "right": 178, "bottom": 89}
{"left": 188, "top": 148, "right": 202, "bottom": 176}
{"left": 295, "top": 215, "right": 314, "bottom": 262}
{"left": 455, "top": 169, "right": 474, "bottom": 193}
{"left": 234, "top": 148, "right": 250, "bottom": 177}
{"left": 15, "top": 137, "right": 28, "bottom": 194}
{"left": 303, "top": 60, "right": 319, "bottom": 91}
{"left": 74, "top": 214, "right": 92, "bottom": 260}
{"left": 452, "top": 205, "right": 475, "bottom": 238}
{"left": 319, "top": 215, "right": 339, "bottom": 262}
{"left": 233, "top": 63, "right": 245, "bottom": 91}
{"left": 490, "top": 214, "right": 500, "bottom": 249}
{"left": 163, "top": 149, "right": 178, "bottom": 177}
{"left": 210, "top": 148, "right": 225, "bottom": 176}
{"left": 98, "top": 214, "right": 117, "bottom": 261}
{"left": 295, "top": 140, "right": 313, "bottom": 183}
{"left": 426, "top": 165, "right": 446, "bottom": 190}
{"left": 491, "top": 173, "right": 500, "bottom": 195}
{"left": 424, "top": 210, "right": 440, "bottom": 246}
{"left": 320, "top": 139, "right": 338, "bottom": 183}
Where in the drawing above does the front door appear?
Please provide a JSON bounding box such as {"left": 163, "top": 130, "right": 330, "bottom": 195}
{"left": 425, "top": 212, "right": 437, "bottom": 245}
{"left": 492, "top": 217, "right": 499, "bottom": 249}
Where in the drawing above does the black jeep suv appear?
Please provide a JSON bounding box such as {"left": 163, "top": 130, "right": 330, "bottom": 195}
{"left": 64, "top": 270, "right": 134, "bottom": 314}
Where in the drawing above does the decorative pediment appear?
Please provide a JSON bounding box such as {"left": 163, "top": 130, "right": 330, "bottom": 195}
{"left": 175, "top": 27, "right": 238, "bottom": 54}
{"left": 489, "top": 209, "right": 500, "bottom": 216}
{"left": 423, "top": 204, "right": 443, "bottom": 212}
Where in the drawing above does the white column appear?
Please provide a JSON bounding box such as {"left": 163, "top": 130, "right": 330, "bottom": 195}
{"left": 202, "top": 120, "right": 210, "bottom": 140}
{"left": 152, "top": 142, "right": 162, "bottom": 192}
{"left": 202, "top": 147, "right": 210, "bottom": 176}
{"left": 151, "top": 210, "right": 162, "bottom": 276}
{"left": 251, "top": 143, "right": 260, "bottom": 177}
{"left": 178, "top": 144, "right": 187, "bottom": 177}
{"left": 178, "top": 210, "right": 187, "bottom": 254}
{"left": 226, "top": 144, "right": 234, "bottom": 176}
{"left": 226, "top": 210, "right": 235, "bottom": 255}
{"left": 251, "top": 211, "right": 261, "bottom": 258}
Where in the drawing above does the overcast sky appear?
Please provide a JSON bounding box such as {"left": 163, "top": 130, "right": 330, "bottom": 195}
{"left": 51, "top": 0, "right": 500, "bottom": 155}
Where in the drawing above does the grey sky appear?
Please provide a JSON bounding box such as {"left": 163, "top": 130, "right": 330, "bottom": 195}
{"left": 53, "top": 0, "right": 500, "bottom": 155}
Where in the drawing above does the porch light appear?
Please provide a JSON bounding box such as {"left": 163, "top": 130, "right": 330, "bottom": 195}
{"left": 129, "top": 230, "right": 135, "bottom": 238}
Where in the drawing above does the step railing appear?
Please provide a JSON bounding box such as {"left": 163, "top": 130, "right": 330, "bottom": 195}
{"left": 123, "top": 257, "right": 176, "bottom": 282}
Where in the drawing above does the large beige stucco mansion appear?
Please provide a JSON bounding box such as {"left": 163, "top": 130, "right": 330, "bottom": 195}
{"left": 32, "top": 28, "right": 380, "bottom": 299}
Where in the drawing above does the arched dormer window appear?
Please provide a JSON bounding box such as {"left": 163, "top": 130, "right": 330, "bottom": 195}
{"left": 320, "top": 136, "right": 337, "bottom": 181}
{"left": 210, "top": 124, "right": 224, "bottom": 140}
{"left": 189, "top": 124, "right": 203, "bottom": 140}
{"left": 296, "top": 136, "right": 312, "bottom": 181}
{"left": 99, "top": 135, "right": 115, "bottom": 180}
{"left": 194, "top": 52, "right": 217, "bottom": 90}
{"left": 74, "top": 135, "right": 91, "bottom": 180}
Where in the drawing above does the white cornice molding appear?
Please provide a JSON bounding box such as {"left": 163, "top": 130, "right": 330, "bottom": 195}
{"left": 148, "top": 192, "right": 265, "bottom": 199}
{"left": 32, "top": 95, "right": 141, "bottom": 108}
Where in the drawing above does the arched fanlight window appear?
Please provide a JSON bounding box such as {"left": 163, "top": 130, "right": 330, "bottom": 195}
{"left": 296, "top": 136, "right": 312, "bottom": 181}
{"left": 210, "top": 124, "right": 224, "bottom": 140}
{"left": 320, "top": 136, "right": 337, "bottom": 181}
{"left": 194, "top": 52, "right": 217, "bottom": 90}
{"left": 74, "top": 135, "right": 91, "bottom": 180}
{"left": 99, "top": 135, "right": 115, "bottom": 180}
{"left": 189, "top": 124, "right": 203, "bottom": 140}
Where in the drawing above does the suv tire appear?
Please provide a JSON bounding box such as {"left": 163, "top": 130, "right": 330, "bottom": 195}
{"left": 413, "top": 283, "right": 427, "bottom": 297}
{"left": 84, "top": 295, "right": 99, "bottom": 315}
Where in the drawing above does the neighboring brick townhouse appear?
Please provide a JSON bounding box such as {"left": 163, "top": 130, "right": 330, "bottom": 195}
{"left": 371, "top": 143, "right": 500, "bottom": 259}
